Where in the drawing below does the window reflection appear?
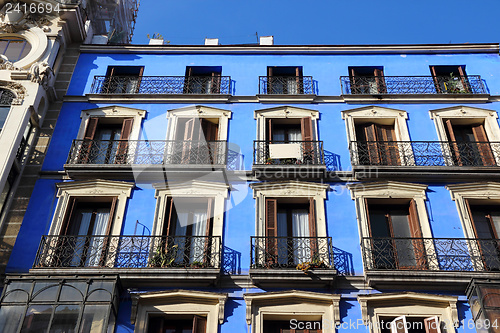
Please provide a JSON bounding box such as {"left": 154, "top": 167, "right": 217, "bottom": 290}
{"left": 0, "top": 37, "right": 31, "bottom": 62}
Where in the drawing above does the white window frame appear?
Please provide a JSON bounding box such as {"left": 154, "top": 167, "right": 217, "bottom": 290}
{"left": 131, "top": 289, "right": 227, "bottom": 333}
{"left": 358, "top": 292, "right": 459, "bottom": 333}
{"left": 152, "top": 180, "right": 229, "bottom": 238}
{"left": 254, "top": 105, "right": 320, "bottom": 141}
{"left": 244, "top": 290, "right": 340, "bottom": 333}
{"left": 49, "top": 180, "right": 134, "bottom": 236}
{"left": 166, "top": 105, "right": 231, "bottom": 141}
{"left": 430, "top": 106, "right": 500, "bottom": 165}
{"left": 250, "top": 180, "right": 329, "bottom": 237}
{"left": 77, "top": 105, "right": 146, "bottom": 141}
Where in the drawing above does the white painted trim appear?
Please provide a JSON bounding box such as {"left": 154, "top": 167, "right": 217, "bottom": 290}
{"left": 77, "top": 105, "right": 146, "bottom": 140}
{"left": 250, "top": 181, "right": 329, "bottom": 237}
{"left": 244, "top": 290, "right": 340, "bottom": 333}
{"left": 152, "top": 180, "right": 229, "bottom": 238}
{"left": 166, "top": 105, "right": 232, "bottom": 141}
{"left": 5, "top": 27, "right": 48, "bottom": 69}
{"left": 132, "top": 289, "right": 227, "bottom": 333}
{"left": 254, "top": 106, "right": 319, "bottom": 141}
{"left": 49, "top": 180, "right": 134, "bottom": 236}
{"left": 357, "top": 292, "right": 459, "bottom": 333}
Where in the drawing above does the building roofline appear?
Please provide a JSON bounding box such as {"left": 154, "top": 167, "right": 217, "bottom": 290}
{"left": 80, "top": 43, "right": 499, "bottom": 55}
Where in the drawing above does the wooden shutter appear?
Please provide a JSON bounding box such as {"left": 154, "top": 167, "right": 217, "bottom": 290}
{"left": 119, "top": 118, "right": 134, "bottom": 141}
{"left": 363, "top": 123, "right": 381, "bottom": 165}
{"left": 308, "top": 198, "right": 317, "bottom": 237}
{"left": 267, "top": 118, "right": 273, "bottom": 142}
{"left": 390, "top": 316, "right": 408, "bottom": 333}
{"left": 162, "top": 197, "right": 177, "bottom": 236}
{"left": 374, "top": 68, "right": 387, "bottom": 93}
{"left": 301, "top": 117, "right": 313, "bottom": 141}
{"left": 104, "top": 197, "right": 117, "bottom": 235}
{"left": 267, "top": 67, "right": 273, "bottom": 94}
{"left": 265, "top": 199, "right": 278, "bottom": 237}
{"left": 424, "top": 316, "right": 441, "bottom": 333}
{"left": 192, "top": 315, "right": 207, "bottom": 333}
{"left": 301, "top": 117, "right": 314, "bottom": 163}
{"left": 182, "top": 118, "right": 197, "bottom": 163}
{"left": 116, "top": 118, "right": 134, "bottom": 164}
{"left": 430, "top": 66, "right": 442, "bottom": 93}
{"left": 99, "top": 197, "right": 117, "bottom": 266}
{"left": 205, "top": 198, "right": 214, "bottom": 236}
{"left": 457, "top": 66, "right": 470, "bottom": 92}
{"left": 61, "top": 198, "right": 78, "bottom": 236}
{"left": 84, "top": 118, "right": 99, "bottom": 140}
{"left": 472, "top": 123, "right": 495, "bottom": 166}
{"left": 350, "top": 68, "right": 360, "bottom": 94}
{"left": 409, "top": 199, "right": 427, "bottom": 269}
{"left": 445, "top": 119, "right": 462, "bottom": 165}
{"left": 184, "top": 118, "right": 196, "bottom": 141}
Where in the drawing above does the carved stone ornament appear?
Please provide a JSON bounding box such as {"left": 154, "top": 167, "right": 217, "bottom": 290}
{"left": 0, "top": 5, "right": 53, "bottom": 33}
{"left": 5, "top": 81, "right": 26, "bottom": 104}
{"left": 29, "top": 61, "right": 54, "bottom": 89}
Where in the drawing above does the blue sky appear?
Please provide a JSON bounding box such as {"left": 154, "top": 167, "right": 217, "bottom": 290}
{"left": 132, "top": 0, "right": 500, "bottom": 45}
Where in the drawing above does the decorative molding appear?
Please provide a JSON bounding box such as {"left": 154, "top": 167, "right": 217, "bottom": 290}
{"left": 357, "top": 292, "right": 459, "bottom": 329}
{"left": 4, "top": 81, "right": 27, "bottom": 104}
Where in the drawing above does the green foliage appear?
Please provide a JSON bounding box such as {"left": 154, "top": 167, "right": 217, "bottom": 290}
{"left": 149, "top": 245, "right": 178, "bottom": 267}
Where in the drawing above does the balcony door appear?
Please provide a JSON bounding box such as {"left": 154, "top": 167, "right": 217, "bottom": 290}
{"left": 184, "top": 66, "right": 222, "bottom": 94}
{"left": 349, "top": 66, "right": 387, "bottom": 94}
{"left": 266, "top": 117, "right": 316, "bottom": 163}
{"left": 267, "top": 66, "right": 303, "bottom": 94}
{"left": 58, "top": 198, "right": 117, "bottom": 267}
{"left": 444, "top": 120, "right": 495, "bottom": 166}
{"left": 265, "top": 198, "right": 316, "bottom": 266}
{"left": 430, "top": 65, "right": 470, "bottom": 93}
{"left": 173, "top": 118, "right": 219, "bottom": 164}
{"left": 467, "top": 202, "right": 500, "bottom": 271}
{"left": 367, "top": 200, "right": 426, "bottom": 270}
{"left": 81, "top": 117, "right": 133, "bottom": 164}
{"left": 356, "top": 122, "right": 400, "bottom": 166}
{"left": 103, "top": 66, "right": 144, "bottom": 94}
{"left": 162, "top": 198, "right": 214, "bottom": 266}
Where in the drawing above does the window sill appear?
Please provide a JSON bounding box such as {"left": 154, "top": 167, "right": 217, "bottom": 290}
{"left": 342, "top": 93, "right": 490, "bottom": 104}
{"left": 249, "top": 267, "right": 337, "bottom": 288}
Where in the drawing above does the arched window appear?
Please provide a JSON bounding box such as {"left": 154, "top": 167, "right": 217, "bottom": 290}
{"left": 0, "top": 89, "right": 15, "bottom": 132}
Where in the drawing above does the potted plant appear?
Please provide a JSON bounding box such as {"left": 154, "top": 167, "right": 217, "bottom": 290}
{"left": 296, "top": 254, "right": 327, "bottom": 273}
{"left": 149, "top": 245, "right": 178, "bottom": 267}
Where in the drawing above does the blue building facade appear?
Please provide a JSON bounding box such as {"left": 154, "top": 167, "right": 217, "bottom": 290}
{"left": 2, "top": 41, "right": 500, "bottom": 332}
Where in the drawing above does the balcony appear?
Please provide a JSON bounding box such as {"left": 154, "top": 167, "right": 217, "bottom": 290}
{"left": 258, "top": 76, "right": 315, "bottom": 102}
{"left": 250, "top": 236, "right": 337, "bottom": 287}
{"left": 340, "top": 75, "right": 488, "bottom": 103}
{"left": 349, "top": 141, "right": 500, "bottom": 180}
{"left": 64, "top": 139, "right": 239, "bottom": 178}
{"left": 33, "top": 235, "right": 222, "bottom": 285}
{"left": 253, "top": 141, "right": 328, "bottom": 177}
{"left": 362, "top": 237, "right": 500, "bottom": 290}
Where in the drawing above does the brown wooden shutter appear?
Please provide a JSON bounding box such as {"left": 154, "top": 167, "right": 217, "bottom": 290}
{"left": 430, "top": 66, "right": 441, "bottom": 93}
{"left": 265, "top": 199, "right": 278, "bottom": 237}
{"left": 99, "top": 197, "right": 118, "bottom": 266}
{"left": 267, "top": 118, "right": 273, "bottom": 142}
{"left": 84, "top": 118, "right": 99, "bottom": 140}
{"left": 363, "top": 123, "right": 381, "bottom": 165}
{"left": 163, "top": 197, "right": 176, "bottom": 236}
{"left": 308, "top": 198, "right": 317, "bottom": 237}
{"left": 205, "top": 198, "right": 214, "bottom": 236}
{"left": 104, "top": 197, "right": 117, "bottom": 236}
{"left": 445, "top": 119, "right": 462, "bottom": 165}
{"left": 267, "top": 67, "right": 273, "bottom": 94}
{"left": 466, "top": 199, "right": 480, "bottom": 239}
{"left": 472, "top": 123, "right": 495, "bottom": 166}
{"left": 192, "top": 315, "right": 207, "bottom": 333}
{"left": 408, "top": 200, "right": 423, "bottom": 238}
{"left": 374, "top": 68, "right": 387, "bottom": 93}
{"left": 119, "top": 118, "right": 134, "bottom": 141}
{"left": 445, "top": 120, "right": 457, "bottom": 142}
{"left": 391, "top": 316, "right": 408, "bottom": 333}
{"left": 409, "top": 199, "right": 427, "bottom": 269}
{"left": 61, "top": 197, "right": 78, "bottom": 235}
{"left": 424, "top": 317, "right": 441, "bottom": 333}
{"left": 301, "top": 117, "right": 313, "bottom": 141}
{"left": 184, "top": 118, "right": 196, "bottom": 141}
{"left": 457, "top": 66, "right": 469, "bottom": 92}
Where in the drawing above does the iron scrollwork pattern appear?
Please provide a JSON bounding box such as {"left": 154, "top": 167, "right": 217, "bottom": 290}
{"left": 250, "top": 236, "right": 335, "bottom": 269}
{"left": 350, "top": 141, "right": 500, "bottom": 167}
{"left": 67, "top": 139, "right": 229, "bottom": 166}
{"left": 253, "top": 140, "right": 325, "bottom": 166}
{"left": 34, "top": 235, "right": 221, "bottom": 269}
{"left": 259, "top": 76, "right": 314, "bottom": 94}
{"left": 340, "top": 75, "right": 486, "bottom": 95}
{"left": 362, "top": 237, "right": 500, "bottom": 271}
{"left": 90, "top": 75, "right": 232, "bottom": 94}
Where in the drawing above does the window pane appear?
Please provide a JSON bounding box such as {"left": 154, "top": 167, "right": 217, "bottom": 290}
{"left": 86, "top": 289, "right": 112, "bottom": 302}
{"left": 21, "top": 304, "right": 52, "bottom": 333}
{"left": 50, "top": 305, "right": 80, "bottom": 333}
{"left": 59, "top": 283, "right": 86, "bottom": 302}
{"left": 32, "top": 284, "right": 59, "bottom": 302}
{"left": 3, "top": 39, "right": 24, "bottom": 61}
{"left": 0, "top": 305, "right": 25, "bottom": 332}
{"left": 79, "top": 305, "right": 109, "bottom": 333}
{"left": 0, "top": 106, "right": 9, "bottom": 130}
{"left": 3, "top": 281, "right": 31, "bottom": 302}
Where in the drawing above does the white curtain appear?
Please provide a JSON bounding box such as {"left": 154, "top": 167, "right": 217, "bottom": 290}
{"left": 286, "top": 77, "right": 298, "bottom": 94}
{"left": 277, "top": 211, "right": 288, "bottom": 265}
{"left": 292, "top": 209, "right": 310, "bottom": 264}
{"left": 190, "top": 208, "right": 208, "bottom": 262}
{"left": 272, "top": 129, "right": 285, "bottom": 142}
{"left": 71, "top": 211, "right": 92, "bottom": 266}
{"left": 288, "top": 129, "right": 302, "bottom": 142}
{"left": 173, "top": 211, "right": 189, "bottom": 263}
{"left": 86, "top": 209, "right": 110, "bottom": 266}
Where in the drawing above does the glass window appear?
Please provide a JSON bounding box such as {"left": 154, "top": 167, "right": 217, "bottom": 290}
{"left": 21, "top": 304, "right": 52, "bottom": 333}
{"left": 51, "top": 305, "right": 80, "bottom": 333}
{"left": 0, "top": 36, "right": 31, "bottom": 62}
{"left": 80, "top": 305, "right": 108, "bottom": 333}
{"left": 32, "top": 284, "right": 59, "bottom": 302}
{"left": 59, "top": 283, "right": 86, "bottom": 302}
{"left": 0, "top": 305, "right": 25, "bottom": 332}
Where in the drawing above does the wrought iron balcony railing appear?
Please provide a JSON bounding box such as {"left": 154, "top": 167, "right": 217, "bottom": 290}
{"left": 90, "top": 75, "right": 232, "bottom": 94}
{"left": 250, "top": 236, "right": 335, "bottom": 269}
{"left": 350, "top": 141, "right": 500, "bottom": 167}
{"left": 259, "top": 76, "right": 314, "bottom": 94}
{"left": 66, "top": 139, "right": 231, "bottom": 166}
{"left": 340, "top": 75, "right": 487, "bottom": 95}
{"left": 362, "top": 237, "right": 500, "bottom": 272}
{"left": 253, "top": 140, "right": 325, "bottom": 166}
{"left": 34, "top": 235, "right": 221, "bottom": 269}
